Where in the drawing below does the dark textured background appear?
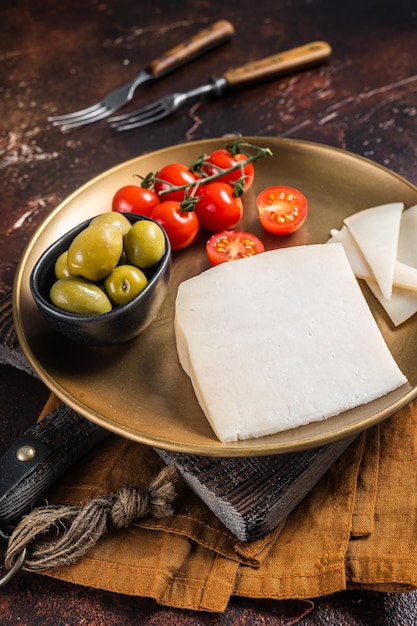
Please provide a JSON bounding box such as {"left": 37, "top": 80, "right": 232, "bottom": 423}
{"left": 1, "top": 0, "right": 417, "bottom": 623}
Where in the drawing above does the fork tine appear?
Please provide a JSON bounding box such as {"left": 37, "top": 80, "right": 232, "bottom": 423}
{"left": 48, "top": 103, "right": 102, "bottom": 123}
{"left": 111, "top": 109, "right": 169, "bottom": 131}
{"left": 47, "top": 79, "right": 141, "bottom": 128}
{"left": 109, "top": 100, "right": 170, "bottom": 131}
{"left": 109, "top": 99, "right": 166, "bottom": 123}
{"left": 54, "top": 107, "right": 114, "bottom": 131}
{"left": 46, "top": 21, "right": 236, "bottom": 128}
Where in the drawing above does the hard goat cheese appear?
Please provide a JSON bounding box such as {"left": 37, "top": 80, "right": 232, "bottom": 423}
{"left": 328, "top": 224, "right": 417, "bottom": 292}
{"left": 329, "top": 203, "right": 417, "bottom": 326}
{"left": 174, "top": 244, "right": 407, "bottom": 443}
{"left": 344, "top": 202, "right": 404, "bottom": 300}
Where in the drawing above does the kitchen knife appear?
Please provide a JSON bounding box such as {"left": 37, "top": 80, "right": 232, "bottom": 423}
{"left": 0, "top": 403, "right": 108, "bottom": 530}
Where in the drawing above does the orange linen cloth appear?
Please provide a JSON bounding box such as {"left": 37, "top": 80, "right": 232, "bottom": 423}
{"left": 35, "top": 395, "right": 417, "bottom": 613}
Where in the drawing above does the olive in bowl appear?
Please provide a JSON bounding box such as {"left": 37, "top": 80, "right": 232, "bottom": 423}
{"left": 30, "top": 213, "right": 171, "bottom": 346}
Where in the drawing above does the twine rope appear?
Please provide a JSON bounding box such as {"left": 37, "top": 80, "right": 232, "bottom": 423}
{"left": 4, "top": 466, "right": 177, "bottom": 573}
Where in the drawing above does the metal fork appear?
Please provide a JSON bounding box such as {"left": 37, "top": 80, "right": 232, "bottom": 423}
{"left": 47, "top": 20, "right": 234, "bottom": 131}
{"left": 109, "top": 41, "right": 332, "bottom": 131}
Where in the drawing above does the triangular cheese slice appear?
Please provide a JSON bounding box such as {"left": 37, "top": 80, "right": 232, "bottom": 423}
{"left": 328, "top": 224, "right": 417, "bottom": 292}
{"left": 328, "top": 226, "right": 375, "bottom": 280}
{"left": 366, "top": 280, "right": 417, "bottom": 326}
{"left": 344, "top": 202, "right": 403, "bottom": 299}
{"left": 393, "top": 262, "right": 417, "bottom": 292}
{"left": 398, "top": 204, "right": 417, "bottom": 267}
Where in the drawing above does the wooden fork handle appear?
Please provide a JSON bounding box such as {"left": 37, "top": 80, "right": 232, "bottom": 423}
{"left": 223, "top": 41, "right": 332, "bottom": 87}
{"left": 148, "top": 20, "right": 235, "bottom": 77}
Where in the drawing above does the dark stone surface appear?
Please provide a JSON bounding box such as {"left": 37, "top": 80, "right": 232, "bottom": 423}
{"left": 1, "top": 0, "right": 417, "bottom": 622}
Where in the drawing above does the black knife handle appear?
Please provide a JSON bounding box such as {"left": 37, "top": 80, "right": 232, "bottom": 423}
{"left": 0, "top": 404, "right": 109, "bottom": 529}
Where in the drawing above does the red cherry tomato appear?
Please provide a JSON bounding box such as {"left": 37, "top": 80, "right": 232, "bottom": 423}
{"left": 194, "top": 182, "right": 243, "bottom": 232}
{"left": 154, "top": 163, "right": 198, "bottom": 202}
{"left": 112, "top": 185, "right": 160, "bottom": 216}
{"left": 256, "top": 186, "right": 308, "bottom": 235}
{"left": 151, "top": 201, "right": 199, "bottom": 251}
{"left": 201, "top": 149, "right": 255, "bottom": 191}
{"left": 206, "top": 230, "right": 265, "bottom": 266}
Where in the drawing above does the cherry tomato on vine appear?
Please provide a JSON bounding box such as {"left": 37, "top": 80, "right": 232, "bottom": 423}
{"left": 112, "top": 185, "right": 160, "bottom": 217}
{"left": 201, "top": 149, "right": 255, "bottom": 191}
{"left": 151, "top": 201, "right": 199, "bottom": 251}
{"left": 154, "top": 163, "right": 198, "bottom": 202}
{"left": 206, "top": 230, "right": 265, "bottom": 266}
{"left": 256, "top": 186, "right": 308, "bottom": 235}
{"left": 194, "top": 182, "right": 243, "bottom": 232}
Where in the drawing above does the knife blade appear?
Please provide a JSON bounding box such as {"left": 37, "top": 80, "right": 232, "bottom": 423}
{"left": 0, "top": 403, "right": 108, "bottom": 530}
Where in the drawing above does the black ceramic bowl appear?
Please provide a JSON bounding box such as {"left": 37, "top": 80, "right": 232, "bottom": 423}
{"left": 30, "top": 213, "right": 171, "bottom": 346}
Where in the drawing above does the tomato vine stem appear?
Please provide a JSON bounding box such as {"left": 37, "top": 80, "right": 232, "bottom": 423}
{"left": 150, "top": 139, "right": 272, "bottom": 210}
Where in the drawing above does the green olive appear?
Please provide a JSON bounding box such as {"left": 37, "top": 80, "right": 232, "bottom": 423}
{"left": 54, "top": 250, "right": 72, "bottom": 279}
{"left": 104, "top": 264, "right": 148, "bottom": 306}
{"left": 67, "top": 222, "right": 123, "bottom": 281}
{"left": 124, "top": 220, "right": 166, "bottom": 269}
{"left": 50, "top": 276, "right": 112, "bottom": 315}
{"left": 90, "top": 212, "right": 131, "bottom": 236}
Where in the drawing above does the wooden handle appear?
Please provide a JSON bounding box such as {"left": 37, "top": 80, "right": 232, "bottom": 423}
{"left": 223, "top": 41, "right": 332, "bottom": 87}
{"left": 148, "top": 20, "right": 235, "bottom": 77}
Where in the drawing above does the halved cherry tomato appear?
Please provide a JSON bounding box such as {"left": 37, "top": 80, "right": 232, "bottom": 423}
{"left": 206, "top": 230, "right": 265, "bottom": 265}
{"left": 194, "top": 182, "right": 243, "bottom": 232}
{"left": 256, "top": 186, "right": 308, "bottom": 235}
{"left": 112, "top": 185, "right": 160, "bottom": 216}
{"left": 201, "top": 148, "right": 254, "bottom": 192}
{"left": 154, "top": 163, "right": 198, "bottom": 202}
{"left": 151, "top": 201, "right": 199, "bottom": 251}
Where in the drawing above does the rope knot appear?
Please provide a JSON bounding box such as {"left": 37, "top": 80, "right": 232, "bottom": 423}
{"left": 109, "top": 466, "right": 178, "bottom": 528}
{"left": 4, "top": 466, "right": 178, "bottom": 573}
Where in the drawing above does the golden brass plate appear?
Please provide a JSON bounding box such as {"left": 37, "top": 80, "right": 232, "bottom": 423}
{"left": 13, "top": 137, "right": 417, "bottom": 456}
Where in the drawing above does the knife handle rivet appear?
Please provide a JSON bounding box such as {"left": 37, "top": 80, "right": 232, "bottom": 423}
{"left": 16, "top": 445, "right": 37, "bottom": 462}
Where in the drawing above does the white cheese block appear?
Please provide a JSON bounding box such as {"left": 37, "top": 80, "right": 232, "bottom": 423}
{"left": 175, "top": 244, "right": 406, "bottom": 443}
{"left": 344, "top": 202, "right": 404, "bottom": 300}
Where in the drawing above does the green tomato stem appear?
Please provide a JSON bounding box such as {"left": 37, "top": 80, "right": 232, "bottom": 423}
{"left": 154, "top": 144, "right": 272, "bottom": 202}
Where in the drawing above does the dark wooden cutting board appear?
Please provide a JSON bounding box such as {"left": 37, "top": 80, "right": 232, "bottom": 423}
{"left": 156, "top": 437, "right": 355, "bottom": 540}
